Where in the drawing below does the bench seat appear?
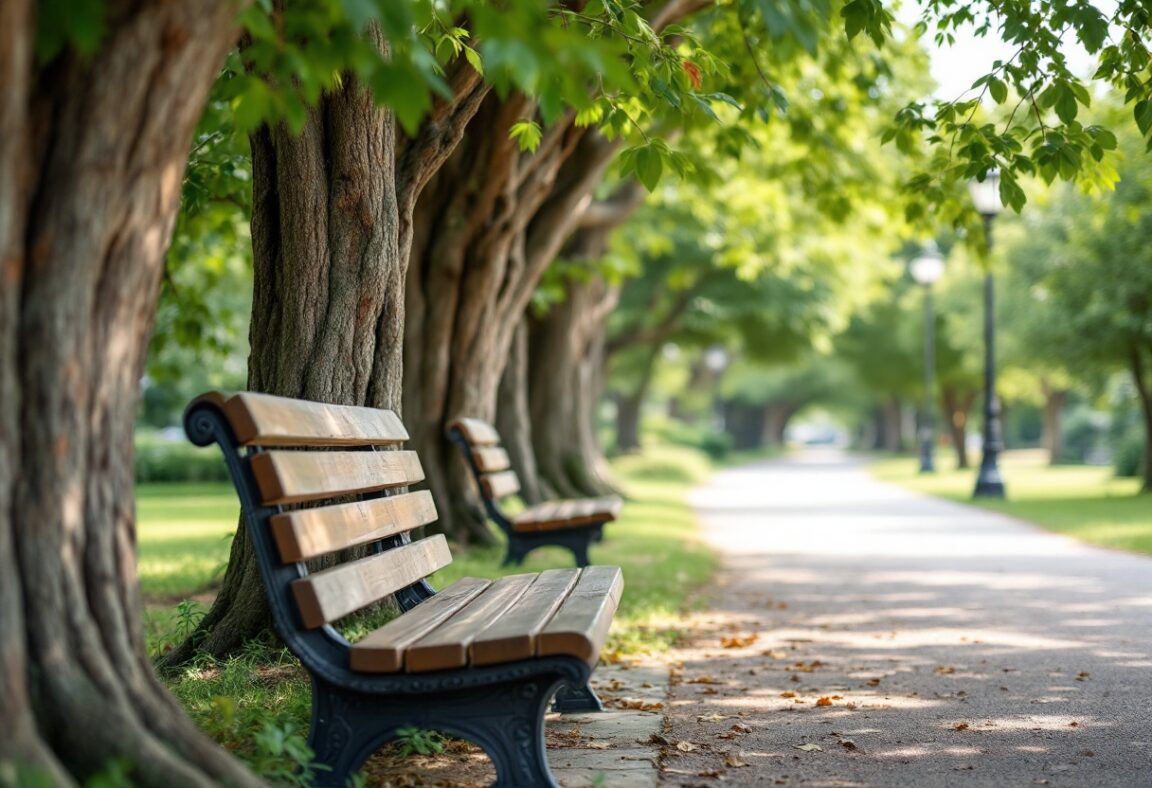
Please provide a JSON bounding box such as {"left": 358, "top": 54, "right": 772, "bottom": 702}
{"left": 511, "top": 498, "right": 622, "bottom": 533}
{"left": 351, "top": 566, "right": 622, "bottom": 672}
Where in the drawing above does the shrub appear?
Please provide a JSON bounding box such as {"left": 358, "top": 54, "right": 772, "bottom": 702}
{"left": 135, "top": 429, "right": 230, "bottom": 483}
{"left": 1113, "top": 430, "right": 1146, "bottom": 479}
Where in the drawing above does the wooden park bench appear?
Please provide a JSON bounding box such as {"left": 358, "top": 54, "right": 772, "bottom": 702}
{"left": 446, "top": 418, "right": 622, "bottom": 568}
{"left": 185, "top": 391, "right": 623, "bottom": 787}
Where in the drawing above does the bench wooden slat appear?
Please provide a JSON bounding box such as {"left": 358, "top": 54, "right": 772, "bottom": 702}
{"left": 219, "top": 391, "right": 409, "bottom": 446}
{"left": 292, "top": 535, "right": 452, "bottom": 628}
{"left": 470, "top": 569, "right": 581, "bottom": 666}
{"left": 349, "top": 577, "right": 491, "bottom": 673}
{"left": 250, "top": 449, "right": 424, "bottom": 505}
{"left": 538, "top": 566, "right": 624, "bottom": 666}
{"left": 405, "top": 574, "right": 538, "bottom": 672}
{"left": 512, "top": 497, "right": 621, "bottom": 532}
{"left": 270, "top": 490, "right": 438, "bottom": 562}
{"left": 480, "top": 470, "right": 520, "bottom": 500}
{"left": 448, "top": 418, "right": 501, "bottom": 446}
{"left": 471, "top": 447, "right": 511, "bottom": 473}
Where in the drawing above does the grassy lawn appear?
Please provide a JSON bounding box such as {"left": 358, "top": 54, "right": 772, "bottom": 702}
{"left": 870, "top": 449, "right": 1152, "bottom": 554}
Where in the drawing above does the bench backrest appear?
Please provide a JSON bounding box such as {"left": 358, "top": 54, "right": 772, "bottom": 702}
{"left": 446, "top": 418, "right": 522, "bottom": 512}
{"left": 185, "top": 391, "right": 444, "bottom": 670}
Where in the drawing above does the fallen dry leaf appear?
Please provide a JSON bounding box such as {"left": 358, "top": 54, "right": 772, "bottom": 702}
{"left": 936, "top": 666, "right": 957, "bottom": 675}
{"left": 724, "top": 753, "right": 750, "bottom": 767}
{"left": 697, "top": 770, "right": 722, "bottom": 778}
{"left": 731, "top": 723, "right": 752, "bottom": 734}
{"left": 845, "top": 703, "right": 859, "bottom": 710}
{"left": 866, "top": 678, "right": 882, "bottom": 687}
{"left": 688, "top": 675, "right": 718, "bottom": 685}
{"left": 762, "top": 649, "right": 787, "bottom": 659}
{"left": 586, "top": 741, "right": 610, "bottom": 750}
{"left": 954, "top": 723, "right": 970, "bottom": 731}
{"left": 816, "top": 697, "right": 833, "bottom": 707}
{"left": 721, "top": 634, "right": 760, "bottom": 649}
{"left": 699, "top": 687, "right": 719, "bottom": 695}
{"left": 791, "top": 660, "right": 824, "bottom": 673}
{"left": 1075, "top": 672, "right": 1090, "bottom": 681}
{"left": 612, "top": 698, "right": 664, "bottom": 712}
{"left": 779, "top": 691, "right": 797, "bottom": 699}
{"left": 697, "top": 713, "right": 729, "bottom": 722}
{"left": 676, "top": 741, "right": 699, "bottom": 753}
{"left": 793, "top": 743, "right": 823, "bottom": 752}
{"left": 644, "top": 733, "right": 671, "bottom": 746}
{"left": 840, "top": 740, "right": 859, "bottom": 752}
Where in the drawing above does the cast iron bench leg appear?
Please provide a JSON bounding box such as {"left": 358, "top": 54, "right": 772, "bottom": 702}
{"left": 457, "top": 674, "right": 562, "bottom": 788}
{"left": 552, "top": 682, "right": 604, "bottom": 713}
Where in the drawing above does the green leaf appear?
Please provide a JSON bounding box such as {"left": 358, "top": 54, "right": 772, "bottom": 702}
{"left": 988, "top": 77, "right": 1007, "bottom": 105}
{"left": 635, "top": 145, "right": 664, "bottom": 192}
{"left": 35, "top": 0, "right": 105, "bottom": 62}
{"left": 1053, "top": 83, "right": 1078, "bottom": 124}
{"left": 463, "top": 45, "right": 484, "bottom": 76}
{"left": 509, "top": 120, "right": 543, "bottom": 152}
{"left": 1135, "top": 100, "right": 1152, "bottom": 137}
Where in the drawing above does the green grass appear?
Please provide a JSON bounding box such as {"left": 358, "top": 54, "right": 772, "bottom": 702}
{"left": 137, "top": 483, "right": 239, "bottom": 599}
{"left": 870, "top": 449, "right": 1152, "bottom": 554}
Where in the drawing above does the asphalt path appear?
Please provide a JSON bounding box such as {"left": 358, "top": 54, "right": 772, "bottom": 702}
{"left": 659, "top": 450, "right": 1152, "bottom": 787}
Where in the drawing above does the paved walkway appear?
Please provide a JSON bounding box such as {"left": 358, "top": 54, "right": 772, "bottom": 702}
{"left": 660, "top": 450, "right": 1152, "bottom": 787}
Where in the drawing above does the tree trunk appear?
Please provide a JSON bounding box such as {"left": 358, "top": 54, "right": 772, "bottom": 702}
{"left": 613, "top": 344, "right": 662, "bottom": 453}
{"left": 496, "top": 321, "right": 544, "bottom": 504}
{"left": 163, "top": 34, "right": 405, "bottom": 664}
{"left": 1128, "top": 345, "right": 1152, "bottom": 493}
{"left": 941, "top": 386, "right": 975, "bottom": 469}
{"left": 1041, "top": 381, "right": 1068, "bottom": 466}
{"left": 404, "top": 94, "right": 618, "bottom": 543}
{"left": 881, "top": 397, "right": 905, "bottom": 452}
{"left": 724, "top": 402, "right": 767, "bottom": 451}
{"left": 764, "top": 403, "right": 799, "bottom": 447}
{"left": 1, "top": 3, "right": 263, "bottom": 784}
{"left": 528, "top": 272, "right": 621, "bottom": 498}
{"left": 162, "top": 43, "right": 492, "bottom": 667}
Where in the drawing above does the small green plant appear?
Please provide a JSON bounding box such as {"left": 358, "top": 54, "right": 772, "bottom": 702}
{"left": 173, "top": 599, "right": 206, "bottom": 640}
{"left": 393, "top": 726, "right": 448, "bottom": 757}
{"left": 83, "top": 759, "right": 134, "bottom": 788}
{"left": 246, "top": 718, "right": 327, "bottom": 786}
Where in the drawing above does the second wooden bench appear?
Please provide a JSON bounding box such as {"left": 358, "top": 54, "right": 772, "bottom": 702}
{"left": 447, "top": 418, "right": 621, "bottom": 567}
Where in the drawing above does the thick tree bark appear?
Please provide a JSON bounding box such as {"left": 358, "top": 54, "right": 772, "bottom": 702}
{"left": 162, "top": 45, "right": 492, "bottom": 666}
{"left": 1, "top": 3, "right": 263, "bottom": 785}
{"left": 496, "top": 322, "right": 544, "bottom": 504}
{"left": 404, "top": 95, "right": 619, "bottom": 543}
{"left": 1040, "top": 381, "right": 1068, "bottom": 466}
{"left": 941, "top": 386, "right": 975, "bottom": 469}
{"left": 528, "top": 273, "right": 621, "bottom": 498}
{"left": 163, "top": 35, "right": 405, "bottom": 665}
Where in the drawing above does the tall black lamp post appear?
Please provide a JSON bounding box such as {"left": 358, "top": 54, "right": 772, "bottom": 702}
{"left": 911, "top": 245, "right": 945, "bottom": 473}
{"left": 970, "top": 171, "right": 1007, "bottom": 498}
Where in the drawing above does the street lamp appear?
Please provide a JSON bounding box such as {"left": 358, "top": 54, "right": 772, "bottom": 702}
{"left": 910, "top": 244, "right": 945, "bottom": 474}
{"left": 969, "top": 170, "right": 1007, "bottom": 498}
